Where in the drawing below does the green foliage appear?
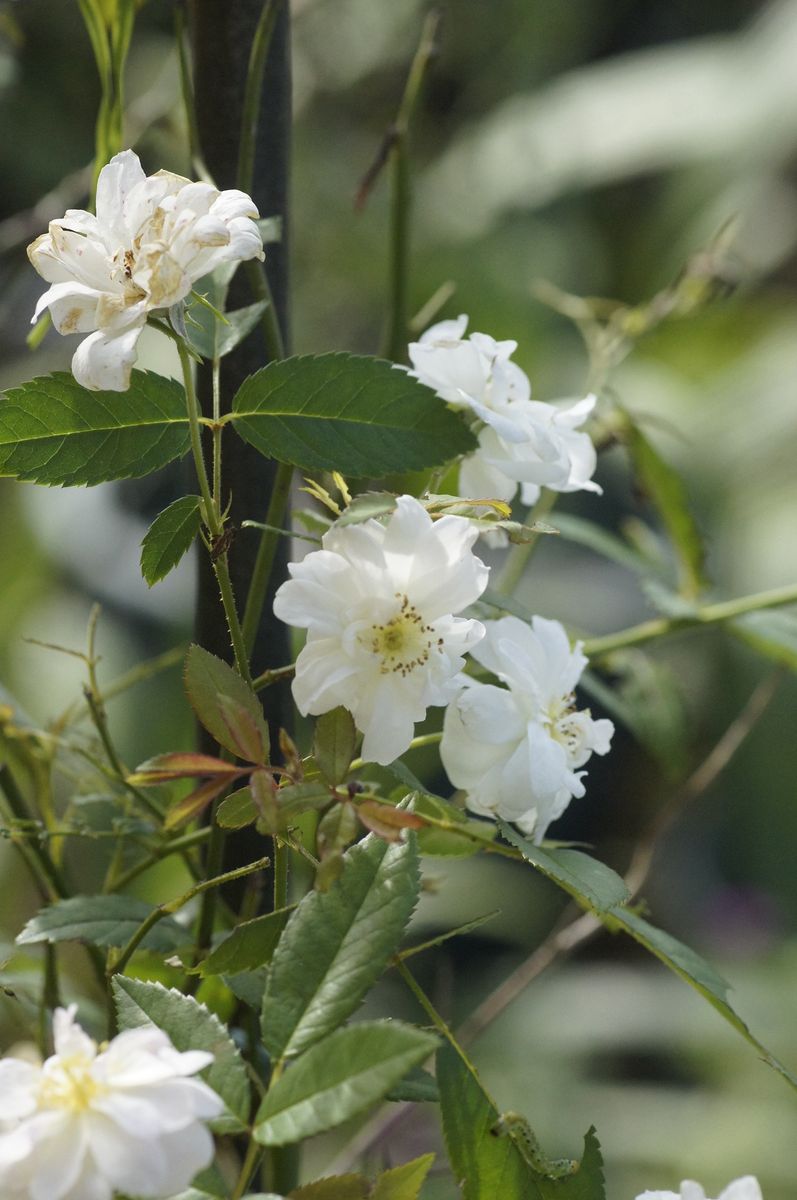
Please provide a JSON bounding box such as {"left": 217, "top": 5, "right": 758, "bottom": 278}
{"left": 550, "top": 513, "right": 665, "bottom": 580}
{"left": 112, "top": 976, "right": 251, "bottom": 1132}
{"left": 580, "top": 657, "right": 688, "bottom": 779}
{"left": 253, "top": 1021, "right": 438, "bottom": 1145}
{"left": 437, "top": 1044, "right": 605, "bottom": 1200}
{"left": 140, "top": 495, "right": 202, "bottom": 586}
{"left": 230, "top": 353, "right": 476, "bottom": 476}
{"left": 261, "top": 832, "right": 420, "bottom": 1061}
{"left": 216, "top": 786, "right": 258, "bottom": 829}
{"left": 625, "top": 422, "right": 705, "bottom": 598}
{"left": 184, "top": 644, "right": 270, "bottom": 760}
{"left": 313, "top": 707, "right": 357, "bottom": 786}
{"left": 385, "top": 1064, "right": 439, "bottom": 1102}
{"left": 605, "top": 906, "right": 797, "bottom": 1093}
{"left": 187, "top": 298, "right": 269, "bottom": 361}
{"left": 16, "top": 895, "right": 185, "bottom": 952}
{"left": 499, "top": 824, "right": 630, "bottom": 912}
{"left": 199, "top": 908, "right": 292, "bottom": 977}
{"left": 371, "top": 1154, "right": 435, "bottom": 1200}
{"left": 289, "top": 1179, "right": 369, "bottom": 1200}
{"left": 0, "top": 371, "right": 190, "bottom": 486}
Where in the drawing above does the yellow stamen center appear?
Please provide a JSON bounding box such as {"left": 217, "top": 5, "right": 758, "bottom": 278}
{"left": 366, "top": 595, "right": 439, "bottom": 677}
{"left": 39, "top": 1058, "right": 104, "bottom": 1113}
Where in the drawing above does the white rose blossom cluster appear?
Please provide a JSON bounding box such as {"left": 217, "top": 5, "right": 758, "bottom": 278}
{"left": 28, "top": 149, "right": 264, "bottom": 392}
{"left": 0, "top": 1005, "right": 223, "bottom": 1200}
{"left": 441, "top": 615, "right": 613, "bottom": 841}
{"left": 274, "top": 494, "right": 488, "bottom": 766}
{"left": 407, "top": 315, "right": 601, "bottom": 518}
{"left": 636, "top": 1178, "right": 763, "bottom": 1200}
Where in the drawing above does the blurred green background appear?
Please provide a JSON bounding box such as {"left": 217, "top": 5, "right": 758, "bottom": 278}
{"left": 1, "top": 1, "right": 797, "bottom": 1196}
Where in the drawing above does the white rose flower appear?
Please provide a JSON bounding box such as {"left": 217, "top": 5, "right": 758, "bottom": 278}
{"left": 440, "top": 615, "right": 613, "bottom": 841}
{"left": 28, "top": 149, "right": 264, "bottom": 392}
{"left": 0, "top": 1005, "right": 223, "bottom": 1200}
{"left": 636, "top": 1177, "right": 763, "bottom": 1200}
{"left": 407, "top": 314, "right": 532, "bottom": 442}
{"left": 273, "top": 494, "right": 489, "bottom": 765}
{"left": 459, "top": 393, "right": 601, "bottom": 509}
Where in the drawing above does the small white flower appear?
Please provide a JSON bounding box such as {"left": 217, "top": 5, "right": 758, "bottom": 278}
{"left": 0, "top": 1005, "right": 223, "bottom": 1200}
{"left": 459, "top": 393, "right": 601, "bottom": 510}
{"left": 440, "top": 615, "right": 613, "bottom": 841}
{"left": 636, "top": 1177, "right": 763, "bottom": 1200}
{"left": 407, "top": 314, "right": 532, "bottom": 442}
{"left": 28, "top": 149, "right": 264, "bottom": 391}
{"left": 274, "top": 494, "right": 488, "bottom": 765}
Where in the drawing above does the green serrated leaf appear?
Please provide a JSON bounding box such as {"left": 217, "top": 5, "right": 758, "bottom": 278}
{"left": 184, "top": 644, "right": 270, "bottom": 758}
{"left": 437, "top": 1044, "right": 605, "bottom": 1200}
{"left": 261, "top": 832, "right": 420, "bottom": 1061}
{"left": 437, "top": 1042, "right": 543, "bottom": 1200}
{"left": 605, "top": 906, "right": 797, "bottom": 1093}
{"left": 199, "top": 908, "right": 292, "bottom": 977}
{"left": 313, "top": 707, "right": 357, "bottom": 786}
{"left": 254, "top": 1021, "right": 438, "bottom": 1146}
{"left": 15, "top": 895, "right": 185, "bottom": 952}
{"left": 372, "top": 1154, "right": 435, "bottom": 1200}
{"left": 730, "top": 609, "right": 797, "bottom": 671}
{"left": 625, "top": 422, "right": 705, "bottom": 597}
{"left": 499, "top": 824, "right": 629, "bottom": 913}
{"left": 0, "top": 371, "right": 190, "bottom": 486}
{"left": 112, "top": 977, "right": 251, "bottom": 1131}
{"left": 140, "top": 495, "right": 201, "bottom": 586}
{"left": 230, "top": 353, "right": 476, "bottom": 477}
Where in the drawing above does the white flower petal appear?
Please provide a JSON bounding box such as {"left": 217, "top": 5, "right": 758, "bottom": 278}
{"left": 71, "top": 324, "right": 143, "bottom": 392}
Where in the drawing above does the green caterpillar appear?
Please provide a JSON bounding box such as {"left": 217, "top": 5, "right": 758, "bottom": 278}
{"left": 490, "top": 1112, "right": 579, "bottom": 1181}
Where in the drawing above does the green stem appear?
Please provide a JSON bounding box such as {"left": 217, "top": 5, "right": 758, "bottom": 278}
{"left": 194, "top": 799, "right": 227, "bottom": 964}
{"left": 382, "top": 9, "right": 441, "bottom": 363}
{"left": 241, "top": 461, "right": 293, "bottom": 656}
{"left": 231, "top": 1137, "right": 264, "bottom": 1200}
{"left": 178, "top": 338, "right": 252, "bottom": 684}
{"left": 349, "top": 730, "right": 441, "bottom": 773}
{"left": 496, "top": 490, "right": 559, "bottom": 596}
{"left": 395, "top": 958, "right": 480, "bottom": 1072}
{"left": 583, "top": 581, "right": 797, "bottom": 659}
{"left": 273, "top": 837, "right": 288, "bottom": 910}
{"left": 109, "top": 854, "right": 270, "bottom": 979}
{"left": 245, "top": 257, "right": 285, "bottom": 362}
{"left": 252, "top": 662, "right": 295, "bottom": 692}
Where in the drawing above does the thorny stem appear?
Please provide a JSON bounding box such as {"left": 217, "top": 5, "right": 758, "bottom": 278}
{"left": 178, "top": 338, "right": 252, "bottom": 684}
{"left": 583, "top": 581, "right": 797, "bottom": 659}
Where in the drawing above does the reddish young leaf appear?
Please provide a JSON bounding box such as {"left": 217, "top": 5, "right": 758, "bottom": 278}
{"left": 128, "top": 752, "right": 244, "bottom": 785}
{"left": 218, "top": 694, "right": 267, "bottom": 764}
{"left": 165, "top": 776, "right": 233, "bottom": 831}
{"left": 356, "top": 801, "right": 425, "bottom": 843}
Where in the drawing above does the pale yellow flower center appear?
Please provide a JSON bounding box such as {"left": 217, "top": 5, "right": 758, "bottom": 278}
{"left": 38, "top": 1056, "right": 104, "bottom": 1113}
{"left": 545, "top": 693, "right": 581, "bottom": 753}
{"left": 367, "top": 595, "right": 438, "bottom": 677}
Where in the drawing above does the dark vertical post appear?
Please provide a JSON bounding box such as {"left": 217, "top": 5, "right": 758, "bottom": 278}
{"left": 189, "top": 0, "right": 291, "bottom": 725}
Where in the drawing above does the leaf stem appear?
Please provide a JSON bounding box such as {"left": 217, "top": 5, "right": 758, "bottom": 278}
{"left": 231, "top": 1136, "right": 264, "bottom": 1200}
{"left": 583, "top": 580, "right": 797, "bottom": 659}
